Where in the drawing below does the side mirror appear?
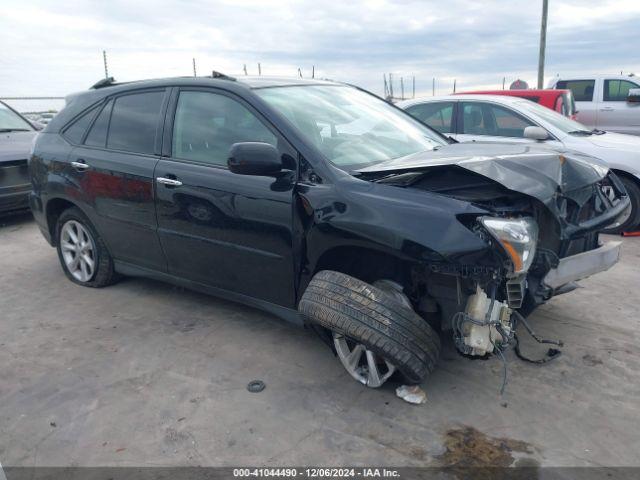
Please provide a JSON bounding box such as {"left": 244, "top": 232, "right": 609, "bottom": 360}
{"left": 524, "top": 126, "right": 550, "bottom": 141}
{"left": 627, "top": 88, "right": 640, "bottom": 103}
{"left": 228, "top": 142, "right": 282, "bottom": 176}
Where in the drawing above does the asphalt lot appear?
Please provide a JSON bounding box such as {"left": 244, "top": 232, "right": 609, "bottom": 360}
{"left": 1, "top": 211, "right": 639, "bottom": 468}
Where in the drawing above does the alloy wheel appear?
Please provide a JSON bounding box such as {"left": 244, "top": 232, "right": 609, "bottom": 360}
{"left": 60, "top": 220, "right": 96, "bottom": 282}
{"left": 333, "top": 332, "right": 396, "bottom": 387}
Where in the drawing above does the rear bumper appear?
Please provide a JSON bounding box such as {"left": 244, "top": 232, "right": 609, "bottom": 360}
{"left": 0, "top": 183, "right": 30, "bottom": 213}
{"left": 543, "top": 240, "right": 621, "bottom": 289}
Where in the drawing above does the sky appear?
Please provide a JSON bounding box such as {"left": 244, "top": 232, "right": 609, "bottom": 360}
{"left": 1, "top": 0, "right": 639, "bottom": 108}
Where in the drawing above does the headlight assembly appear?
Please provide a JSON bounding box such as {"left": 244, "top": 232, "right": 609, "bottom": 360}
{"left": 480, "top": 216, "right": 538, "bottom": 275}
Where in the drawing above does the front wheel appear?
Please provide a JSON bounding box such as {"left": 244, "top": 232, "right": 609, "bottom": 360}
{"left": 56, "top": 207, "right": 119, "bottom": 287}
{"left": 602, "top": 176, "right": 640, "bottom": 234}
{"left": 299, "top": 270, "right": 441, "bottom": 387}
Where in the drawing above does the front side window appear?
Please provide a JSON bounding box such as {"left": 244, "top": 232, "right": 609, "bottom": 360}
{"left": 107, "top": 91, "right": 164, "bottom": 154}
{"left": 405, "top": 102, "right": 454, "bottom": 134}
{"left": 604, "top": 79, "right": 640, "bottom": 102}
{"left": 556, "top": 80, "right": 595, "bottom": 102}
{"left": 172, "top": 91, "right": 277, "bottom": 166}
{"left": 256, "top": 85, "right": 445, "bottom": 169}
{"left": 0, "top": 102, "right": 34, "bottom": 132}
{"left": 461, "top": 102, "right": 534, "bottom": 138}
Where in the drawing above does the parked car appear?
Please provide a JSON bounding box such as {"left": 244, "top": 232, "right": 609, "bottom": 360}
{"left": 459, "top": 89, "right": 576, "bottom": 119}
{"left": 0, "top": 100, "right": 39, "bottom": 214}
{"left": 548, "top": 74, "right": 640, "bottom": 136}
{"left": 399, "top": 94, "right": 640, "bottom": 233}
{"left": 29, "top": 76, "right": 628, "bottom": 388}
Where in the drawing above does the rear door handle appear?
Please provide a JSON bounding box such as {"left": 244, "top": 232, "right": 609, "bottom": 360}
{"left": 70, "top": 160, "right": 90, "bottom": 170}
{"left": 156, "top": 177, "right": 183, "bottom": 187}
{"left": 599, "top": 107, "right": 614, "bottom": 112}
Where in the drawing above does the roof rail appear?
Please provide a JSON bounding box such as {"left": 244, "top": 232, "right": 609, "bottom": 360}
{"left": 210, "top": 71, "right": 236, "bottom": 81}
{"left": 91, "top": 77, "right": 116, "bottom": 89}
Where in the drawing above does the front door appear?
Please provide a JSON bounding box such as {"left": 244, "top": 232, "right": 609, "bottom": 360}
{"left": 598, "top": 78, "right": 640, "bottom": 135}
{"left": 155, "top": 88, "right": 297, "bottom": 307}
{"left": 456, "top": 101, "right": 539, "bottom": 144}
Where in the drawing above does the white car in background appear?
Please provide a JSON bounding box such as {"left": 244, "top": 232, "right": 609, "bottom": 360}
{"left": 548, "top": 74, "right": 640, "bottom": 136}
{"left": 398, "top": 94, "right": 640, "bottom": 232}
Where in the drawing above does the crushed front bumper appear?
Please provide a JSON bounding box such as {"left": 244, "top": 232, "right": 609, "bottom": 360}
{"left": 543, "top": 240, "right": 621, "bottom": 289}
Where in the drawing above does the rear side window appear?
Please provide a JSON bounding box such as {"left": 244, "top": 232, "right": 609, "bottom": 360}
{"left": 604, "top": 79, "right": 640, "bottom": 102}
{"left": 85, "top": 100, "right": 113, "bottom": 148}
{"left": 63, "top": 105, "right": 99, "bottom": 144}
{"left": 107, "top": 91, "right": 164, "bottom": 154}
{"left": 405, "top": 102, "right": 454, "bottom": 133}
{"left": 556, "top": 80, "right": 595, "bottom": 101}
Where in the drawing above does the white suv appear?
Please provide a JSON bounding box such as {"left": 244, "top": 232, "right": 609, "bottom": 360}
{"left": 548, "top": 74, "right": 640, "bottom": 136}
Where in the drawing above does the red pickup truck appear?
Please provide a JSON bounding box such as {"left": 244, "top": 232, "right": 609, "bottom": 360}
{"left": 459, "top": 89, "right": 576, "bottom": 119}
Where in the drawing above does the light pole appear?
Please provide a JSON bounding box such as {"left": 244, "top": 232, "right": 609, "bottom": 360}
{"left": 537, "top": 0, "right": 549, "bottom": 89}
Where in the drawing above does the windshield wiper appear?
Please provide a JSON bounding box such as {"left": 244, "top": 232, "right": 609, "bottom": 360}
{"left": 0, "top": 128, "right": 31, "bottom": 133}
{"left": 568, "top": 130, "right": 593, "bottom": 136}
{"left": 591, "top": 129, "right": 606, "bottom": 135}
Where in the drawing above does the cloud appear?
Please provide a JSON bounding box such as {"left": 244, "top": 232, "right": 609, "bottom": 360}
{"left": 0, "top": 0, "right": 638, "bottom": 101}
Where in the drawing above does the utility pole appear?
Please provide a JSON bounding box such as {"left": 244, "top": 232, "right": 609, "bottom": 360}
{"left": 537, "top": 0, "right": 549, "bottom": 89}
{"left": 312, "top": 65, "right": 315, "bottom": 79}
{"left": 258, "top": 63, "right": 262, "bottom": 75}
{"left": 432, "top": 78, "right": 435, "bottom": 96}
{"left": 400, "top": 77, "right": 405, "bottom": 100}
{"left": 192, "top": 58, "right": 197, "bottom": 77}
{"left": 412, "top": 76, "right": 415, "bottom": 98}
{"left": 102, "top": 50, "right": 109, "bottom": 79}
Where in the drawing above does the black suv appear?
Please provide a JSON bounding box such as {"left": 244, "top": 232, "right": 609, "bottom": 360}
{"left": 29, "top": 75, "right": 628, "bottom": 388}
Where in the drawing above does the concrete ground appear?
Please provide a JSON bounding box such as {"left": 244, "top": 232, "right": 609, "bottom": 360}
{"left": 1, "top": 212, "right": 639, "bottom": 468}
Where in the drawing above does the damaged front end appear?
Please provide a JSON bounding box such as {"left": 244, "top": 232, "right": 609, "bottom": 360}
{"left": 358, "top": 144, "right": 628, "bottom": 359}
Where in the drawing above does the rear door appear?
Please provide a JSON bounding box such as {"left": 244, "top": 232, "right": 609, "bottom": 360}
{"left": 403, "top": 102, "right": 457, "bottom": 137}
{"left": 556, "top": 79, "right": 597, "bottom": 128}
{"left": 67, "top": 89, "right": 168, "bottom": 271}
{"left": 598, "top": 78, "right": 640, "bottom": 135}
{"left": 155, "top": 88, "right": 297, "bottom": 307}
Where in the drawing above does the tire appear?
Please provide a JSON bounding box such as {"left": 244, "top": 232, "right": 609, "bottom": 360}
{"left": 603, "top": 176, "right": 640, "bottom": 234}
{"left": 55, "top": 207, "right": 119, "bottom": 288}
{"left": 299, "top": 270, "right": 441, "bottom": 384}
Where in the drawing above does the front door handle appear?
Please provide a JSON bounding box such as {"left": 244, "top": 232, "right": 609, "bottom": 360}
{"left": 599, "top": 107, "right": 614, "bottom": 112}
{"left": 71, "top": 160, "right": 89, "bottom": 170}
{"left": 157, "top": 177, "right": 183, "bottom": 187}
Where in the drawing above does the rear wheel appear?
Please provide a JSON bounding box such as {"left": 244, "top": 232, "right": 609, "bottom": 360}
{"left": 56, "top": 207, "right": 119, "bottom": 287}
{"left": 602, "top": 176, "right": 640, "bottom": 234}
{"left": 299, "top": 270, "right": 441, "bottom": 387}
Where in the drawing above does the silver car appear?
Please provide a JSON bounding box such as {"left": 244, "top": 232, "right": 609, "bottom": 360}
{"left": 398, "top": 94, "right": 640, "bottom": 233}
{"left": 0, "top": 101, "right": 38, "bottom": 214}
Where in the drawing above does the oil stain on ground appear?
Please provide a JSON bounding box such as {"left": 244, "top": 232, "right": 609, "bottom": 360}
{"left": 434, "top": 426, "right": 539, "bottom": 479}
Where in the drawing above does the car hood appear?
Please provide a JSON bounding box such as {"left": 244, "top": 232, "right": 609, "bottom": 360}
{"left": 357, "top": 142, "right": 610, "bottom": 213}
{"left": 0, "top": 130, "right": 37, "bottom": 163}
{"left": 576, "top": 131, "right": 640, "bottom": 150}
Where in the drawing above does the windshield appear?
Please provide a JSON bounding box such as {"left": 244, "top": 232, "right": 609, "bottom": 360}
{"left": 0, "top": 102, "right": 34, "bottom": 132}
{"left": 256, "top": 85, "right": 445, "bottom": 169}
{"left": 514, "top": 99, "right": 591, "bottom": 134}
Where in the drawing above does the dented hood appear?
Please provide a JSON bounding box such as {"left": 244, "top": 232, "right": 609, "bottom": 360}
{"left": 356, "top": 143, "right": 610, "bottom": 209}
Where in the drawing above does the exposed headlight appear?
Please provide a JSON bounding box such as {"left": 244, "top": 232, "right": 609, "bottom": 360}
{"left": 480, "top": 216, "right": 538, "bottom": 275}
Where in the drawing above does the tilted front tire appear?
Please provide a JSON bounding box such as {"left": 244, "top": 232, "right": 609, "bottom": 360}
{"left": 55, "top": 207, "right": 119, "bottom": 288}
{"left": 299, "top": 270, "right": 441, "bottom": 386}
